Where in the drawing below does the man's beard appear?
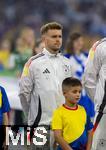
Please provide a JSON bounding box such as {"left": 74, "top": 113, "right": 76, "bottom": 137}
{"left": 51, "top": 46, "right": 61, "bottom": 52}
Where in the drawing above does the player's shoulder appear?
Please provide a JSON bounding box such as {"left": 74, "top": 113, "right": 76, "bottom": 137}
{"left": 96, "top": 38, "right": 106, "bottom": 50}
{"left": 53, "top": 105, "right": 63, "bottom": 114}
{"left": 89, "top": 39, "right": 105, "bottom": 59}
{"left": 91, "top": 38, "right": 106, "bottom": 51}
{"left": 98, "top": 38, "right": 106, "bottom": 45}
{"left": 21, "top": 53, "right": 45, "bottom": 77}
{"left": 27, "top": 53, "right": 45, "bottom": 66}
{"left": 78, "top": 105, "right": 86, "bottom": 112}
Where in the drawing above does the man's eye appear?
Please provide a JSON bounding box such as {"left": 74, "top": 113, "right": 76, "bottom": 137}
{"left": 73, "top": 91, "right": 77, "bottom": 93}
{"left": 52, "top": 36, "right": 57, "bottom": 38}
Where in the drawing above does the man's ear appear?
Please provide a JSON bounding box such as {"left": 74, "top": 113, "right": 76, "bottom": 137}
{"left": 41, "top": 35, "right": 45, "bottom": 42}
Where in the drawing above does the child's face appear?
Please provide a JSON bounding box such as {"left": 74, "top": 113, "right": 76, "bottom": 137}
{"left": 64, "top": 86, "right": 82, "bottom": 104}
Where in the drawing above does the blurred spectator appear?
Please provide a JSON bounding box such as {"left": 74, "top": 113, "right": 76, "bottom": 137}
{"left": 64, "top": 32, "right": 95, "bottom": 118}
{"left": 18, "top": 27, "right": 35, "bottom": 53}
{"left": 32, "top": 39, "right": 45, "bottom": 56}
{"left": 0, "top": 38, "right": 15, "bottom": 70}
{"left": 13, "top": 27, "right": 36, "bottom": 76}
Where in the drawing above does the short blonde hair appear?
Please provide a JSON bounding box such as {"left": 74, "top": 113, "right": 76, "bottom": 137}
{"left": 40, "top": 22, "right": 63, "bottom": 35}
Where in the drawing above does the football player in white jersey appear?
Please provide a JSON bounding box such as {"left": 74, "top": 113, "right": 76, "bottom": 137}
{"left": 83, "top": 39, "right": 106, "bottom": 150}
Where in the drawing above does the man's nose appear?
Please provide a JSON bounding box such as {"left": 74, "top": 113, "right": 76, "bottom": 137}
{"left": 56, "top": 37, "right": 60, "bottom": 41}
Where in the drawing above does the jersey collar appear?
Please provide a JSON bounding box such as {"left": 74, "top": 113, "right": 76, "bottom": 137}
{"left": 42, "top": 48, "right": 60, "bottom": 57}
{"left": 63, "top": 104, "right": 78, "bottom": 110}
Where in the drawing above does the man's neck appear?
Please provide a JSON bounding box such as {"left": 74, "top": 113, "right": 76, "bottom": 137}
{"left": 45, "top": 47, "right": 59, "bottom": 55}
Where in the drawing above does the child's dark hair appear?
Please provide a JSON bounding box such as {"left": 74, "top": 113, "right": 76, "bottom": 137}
{"left": 62, "top": 77, "right": 82, "bottom": 91}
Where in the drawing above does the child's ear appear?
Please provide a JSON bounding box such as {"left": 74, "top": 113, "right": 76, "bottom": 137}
{"left": 63, "top": 91, "right": 65, "bottom": 94}
{"left": 63, "top": 91, "right": 66, "bottom": 96}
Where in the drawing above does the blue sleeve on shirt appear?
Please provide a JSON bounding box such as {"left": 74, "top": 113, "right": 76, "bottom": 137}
{"left": 85, "top": 116, "right": 94, "bottom": 131}
{"left": 0, "top": 86, "right": 11, "bottom": 113}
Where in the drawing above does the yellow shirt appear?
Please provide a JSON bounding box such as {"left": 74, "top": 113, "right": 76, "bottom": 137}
{"left": 52, "top": 104, "right": 86, "bottom": 143}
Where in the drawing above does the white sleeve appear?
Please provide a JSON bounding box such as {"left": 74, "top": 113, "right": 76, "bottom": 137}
{"left": 19, "top": 62, "right": 34, "bottom": 117}
{"left": 83, "top": 43, "right": 103, "bottom": 101}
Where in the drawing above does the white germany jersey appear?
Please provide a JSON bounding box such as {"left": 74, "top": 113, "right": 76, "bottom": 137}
{"left": 19, "top": 48, "right": 72, "bottom": 125}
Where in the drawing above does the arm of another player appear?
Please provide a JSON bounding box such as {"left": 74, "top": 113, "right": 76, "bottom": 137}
{"left": 83, "top": 43, "right": 103, "bottom": 100}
